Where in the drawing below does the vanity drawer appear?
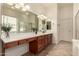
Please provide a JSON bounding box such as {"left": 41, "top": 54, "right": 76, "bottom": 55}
{"left": 26, "top": 37, "right": 37, "bottom": 42}
{"left": 5, "top": 41, "right": 18, "bottom": 49}
{"left": 18, "top": 39, "right": 26, "bottom": 45}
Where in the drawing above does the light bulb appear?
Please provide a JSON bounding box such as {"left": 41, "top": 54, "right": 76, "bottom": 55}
{"left": 11, "top": 6, "right": 15, "bottom": 9}
{"left": 25, "top": 5, "right": 30, "bottom": 10}
{"left": 15, "top": 4, "right": 21, "bottom": 9}
{"left": 22, "top": 7, "right": 27, "bottom": 11}
{"left": 22, "top": 5, "right": 30, "bottom": 11}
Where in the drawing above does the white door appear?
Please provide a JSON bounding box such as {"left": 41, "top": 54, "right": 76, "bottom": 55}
{"left": 58, "top": 4, "right": 73, "bottom": 42}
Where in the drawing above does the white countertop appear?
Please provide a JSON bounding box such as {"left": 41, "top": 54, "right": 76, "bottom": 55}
{"left": 1, "top": 31, "right": 52, "bottom": 43}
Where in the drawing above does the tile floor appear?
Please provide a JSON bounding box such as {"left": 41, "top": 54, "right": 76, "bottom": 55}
{"left": 47, "top": 41, "right": 72, "bottom": 56}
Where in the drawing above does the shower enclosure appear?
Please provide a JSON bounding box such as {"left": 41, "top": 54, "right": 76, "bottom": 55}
{"left": 73, "top": 8, "right": 79, "bottom": 56}
{"left": 75, "top": 10, "right": 79, "bottom": 39}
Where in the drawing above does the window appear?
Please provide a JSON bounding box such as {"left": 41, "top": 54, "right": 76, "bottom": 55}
{"left": 2, "top": 15, "right": 17, "bottom": 32}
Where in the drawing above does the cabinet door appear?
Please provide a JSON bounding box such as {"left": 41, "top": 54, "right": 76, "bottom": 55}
{"left": 44, "top": 35, "right": 48, "bottom": 46}
{"left": 18, "top": 39, "right": 26, "bottom": 45}
{"left": 29, "top": 38, "right": 38, "bottom": 54}
{"left": 48, "top": 34, "right": 52, "bottom": 44}
{"left": 38, "top": 36, "right": 43, "bottom": 49}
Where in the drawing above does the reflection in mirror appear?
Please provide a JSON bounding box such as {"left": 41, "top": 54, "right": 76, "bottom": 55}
{"left": 41, "top": 20, "right": 46, "bottom": 33}
{"left": 2, "top": 15, "right": 17, "bottom": 32}
{"left": 42, "top": 20, "right": 46, "bottom": 25}
{"left": 1, "top": 4, "right": 39, "bottom": 33}
{"left": 19, "top": 21, "right": 25, "bottom": 32}
{"left": 46, "top": 21, "right": 51, "bottom": 30}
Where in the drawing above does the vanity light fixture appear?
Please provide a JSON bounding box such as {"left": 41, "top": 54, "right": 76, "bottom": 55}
{"left": 14, "top": 4, "right": 21, "bottom": 9}
{"left": 38, "top": 15, "right": 47, "bottom": 20}
{"left": 7, "top": 3, "right": 30, "bottom": 11}
{"left": 22, "top": 5, "right": 30, "bottom": 11}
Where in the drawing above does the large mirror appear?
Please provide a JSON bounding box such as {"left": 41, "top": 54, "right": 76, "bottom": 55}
{"left": 1, "top": 3, "right": 39, "bottom": 33}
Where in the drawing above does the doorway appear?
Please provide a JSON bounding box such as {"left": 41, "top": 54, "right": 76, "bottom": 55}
{"left": 57, "top": 3, "right": 73, "bottom": 42}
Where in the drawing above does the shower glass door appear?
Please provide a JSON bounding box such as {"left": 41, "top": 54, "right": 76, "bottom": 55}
{"left": 75, "top": 10, "right": 79, "bottom": 39}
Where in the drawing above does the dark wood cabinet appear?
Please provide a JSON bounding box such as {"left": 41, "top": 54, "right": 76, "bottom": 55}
{"left": 18, "top": 39, "right": 26, "bottom": 45}
{"left": 44, "top": 35, "right": 48, "bottom": 46}
{"left": 29, "top": 34, "right": 52, "bottom": 54}
{"left": 29, "top": 37, "right": 38, "bottom": 54}
{"left": 48, "top": 34, "right": 52, "bottom": 44}
{"left": 4, "top": 38, "right": 37, "bottom": 49}
{"left": 5, "top": 41, "right": 18, "bottom": 49}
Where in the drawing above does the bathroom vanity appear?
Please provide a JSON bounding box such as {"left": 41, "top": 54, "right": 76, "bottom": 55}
{"left": 0, "top": 32, "right": 53, "bottom": 56}
{"left": 0, "top": 4, "right": 53, "bottom": 56}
